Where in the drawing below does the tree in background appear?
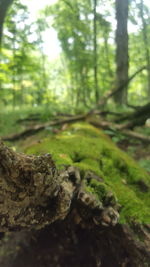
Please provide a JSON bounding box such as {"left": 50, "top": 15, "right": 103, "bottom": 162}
{"left": 114, "top": 0, "right": 129, "bottom": 105}
{"left": 35, "top": 17, "right": 50, "bottom": 105}
{"left": 93, "top": 0, "right": 99, "bottom": 103}
{"left": 0, "top": 0, "right": 150, "bottom": 109}
{"left": 0, "top": 0, "right": 51, "bottom": 107}
{"left": 0, "top": 0, "right": 14, "bottom": 44}
{"left": 47, "top": 0, "right": 94, "bottom": 107}
{"left": 3, "top": 0, "right": 31, "bottom": 106}
{"left": 45, "top": 0, "right": 115, "bottom": 108}
{"left": 139, "top": 0, "right": 150, "bottom": 98}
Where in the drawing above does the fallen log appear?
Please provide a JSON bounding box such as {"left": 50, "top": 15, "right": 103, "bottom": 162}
{"left": 3, "top": 112, "right": 150, "bottom": 143}
{"left": 88, "top": 117, "right": 150, "bottom": 143}
{"left": 0, "top": 123, "right": 150, "bottom": 266}
{"left": 2, "top": 114, "right": 87, "bottom": 141}
{"left": 115, "top": 102, "right": 150, "bottom": 129}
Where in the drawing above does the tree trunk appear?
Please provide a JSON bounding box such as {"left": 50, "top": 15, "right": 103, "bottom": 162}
{"left": 114, "top": 0, "right": 129, "bottom": 105}
{"left": 0, "top": 0, "right": 14, "bottom": 91}
{"left": 93, "top": 0, "right": 99, "bottom": 103}
{"left": 0, "top": 0, "right": 14, "bottom": 45}
{"left": 140, "top": 0, "right": 150, "bottom": 98}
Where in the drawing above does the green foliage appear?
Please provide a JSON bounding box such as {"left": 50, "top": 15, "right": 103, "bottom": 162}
{"left": 0, "top": 0, "right": 150, "bottom": 109}
{"left": 139, "top": 159, "right": 150, "bottom": 172}
{"left": 0, "top": 0, "right": 52, "bottom": 107}
{"left": 104, "top": 128, "right": 125, "bottom": 143}
{"left": 44, "top": 0, "right": 115, "bottom": 106}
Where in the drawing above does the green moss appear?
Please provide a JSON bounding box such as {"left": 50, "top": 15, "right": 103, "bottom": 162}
{"left": 85, "top": 179, "right": 108, "bottom": 202}
{"left": 25, "top": 122, "right": 150, "bottom": 224}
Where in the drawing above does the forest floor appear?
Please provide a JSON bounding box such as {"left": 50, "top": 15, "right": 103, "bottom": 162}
{"left": 1, "top": 105, "right": 149, "bottom": 172}
{"left": 118, "top": 137, "right": 150, "bottom": 173}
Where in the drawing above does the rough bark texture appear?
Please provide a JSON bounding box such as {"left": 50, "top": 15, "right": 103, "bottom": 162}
{"left": 115, "top": 0, "right": 129, "bottom": 104}
{"left": 0, "top": 141, "right": 76, "bottom": 230}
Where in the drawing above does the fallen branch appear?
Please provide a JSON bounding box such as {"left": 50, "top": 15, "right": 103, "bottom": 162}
{"left": 3, "top": 112, "right": 150, "bottom": 143}
{"left": 115, "top": 102, "right": 150, "bottom": 129}
{"left": 92, "top": 66, "right": 147, "bottom": 108}
{"left": 88, "top": 118, "right": 150, "bottom": 143}
{"left": 2, "top": 114, "right": 87, "bottom": 141}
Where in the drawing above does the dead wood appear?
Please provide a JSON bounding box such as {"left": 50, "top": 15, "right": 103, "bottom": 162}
{"left": 115, "top": 102, "right": 150, "bottom": 129}
{"left": 16, "top": 115, "right": 40, "bottom": 124}
{"left": 2, "top": 114, "right": 87, "bottom": 141}
{"left": 0, "top": 220, "right": 149, "bottom": 267}
{"left": 2, "top": 111, "right": 150, "bottom": 143}
{"left": 93, "top": 66, "right": 147, "bottom": 109}
{"left": 88, "top": 118, "right": 150, "bottom": 143}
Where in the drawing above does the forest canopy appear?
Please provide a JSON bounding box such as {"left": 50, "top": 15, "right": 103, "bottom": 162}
{"left": 0, "top": 0, "right": 150, "bottom": 110}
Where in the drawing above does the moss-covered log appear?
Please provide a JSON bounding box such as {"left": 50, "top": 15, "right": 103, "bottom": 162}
{"left": 0, "top": 123, "right": 150, "bottom": 266}
{"left": 25, "top": 123, "right": 150, "bottom": 222}
{"left": 0, "top": 137, "right": 119, "bottom": 231}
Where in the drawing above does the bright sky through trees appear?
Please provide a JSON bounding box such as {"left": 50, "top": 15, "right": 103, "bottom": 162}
{"left": 21, "top": 0, "right": 61, "bottom": 60}
{"left": 21, "top": 0, "right": 150, "bottom": 60}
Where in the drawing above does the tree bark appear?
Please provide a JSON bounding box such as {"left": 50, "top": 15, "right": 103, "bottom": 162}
{"left": 114, "top": 0, "right": 129, "bottom": 104}
{"left": 0, "top": 141, "right": 77, "bottom": 231}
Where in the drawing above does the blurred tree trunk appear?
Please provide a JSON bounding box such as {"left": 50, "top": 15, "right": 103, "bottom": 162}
{"left": 0, "top": 0, "right": 14, "bottom": 91}
{"left": 104, "top": 31, "right": 113, "bottom": 78}
{"left": 93, "top": 0, "right": 99, "bottom": 103}
{"left": 0, "top": 0, "right": 14, "bottom": 44}
{"left": 114, "top": 0, "right": 129, "bottom": 105}
{"left": 140, "top": 0, "right": 150, "bottom": 98}
{"left": 12, "top": 28, "right": 17, "bottom": 107}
